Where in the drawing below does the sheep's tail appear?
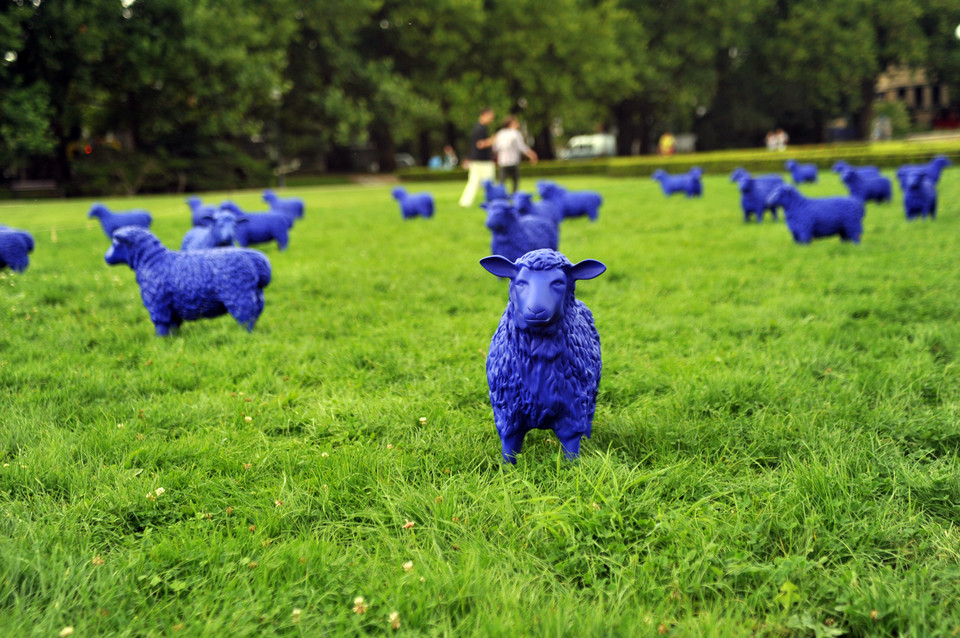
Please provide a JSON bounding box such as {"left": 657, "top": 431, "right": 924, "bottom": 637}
{"left": 247, "top": 250, "right": 272, "bottom": 288}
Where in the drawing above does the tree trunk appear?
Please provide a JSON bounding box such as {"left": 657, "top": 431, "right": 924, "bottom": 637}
{"left": 370, "top": 121, "right": 396, "bottom": 173}
{"left": 418, "top": 129, "right": 430, "bottom": 167}
{"left": 613, "top": 101, "right": 637, "bottom": 156}
{"left": 852, "top": 78, "right": 876, "bottom": 140}
{"left": 534, "top": 124, "right": 554, "bottom": 160}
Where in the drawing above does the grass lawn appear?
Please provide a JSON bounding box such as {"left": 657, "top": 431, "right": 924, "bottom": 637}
{"left": 1, "top": 169, "right": 959, "bottom": 636}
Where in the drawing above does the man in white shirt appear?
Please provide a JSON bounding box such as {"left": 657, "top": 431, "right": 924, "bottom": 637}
{"left": 493, "top": 116, "right": 538, "bottom": 194}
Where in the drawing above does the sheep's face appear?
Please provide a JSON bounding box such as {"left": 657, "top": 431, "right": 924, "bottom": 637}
{"left": 904, "top": 174, "right": 927, "bottom": 193}
{"left": 765, "top": 185, "right": 793, "bottom": 208}
{"left": 212, "top": 212, "right": 238, "bottom": 243}
{"left": 481, "top": 251, "right": 606, "bottom": 331}
{"left": 510, "top": 267, "right": 570, "bottom": 328}
{"left": 391, "top": 188, "right": 406, "bottom": 201}
{"left": 484, "top": 200, "right": 515, "bottom": 231}
{"left": 88, "top": 205, "right": 107, "bottom": 219}
{"left": 105, "top": 238, "right": 130, "bottom": 266}
{"left": 514, "top": 192, "right": 532, "bottom": 214}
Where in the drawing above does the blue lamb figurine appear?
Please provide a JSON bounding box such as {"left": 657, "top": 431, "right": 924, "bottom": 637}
{"left": 896, "top": 155, "right": 952, "bottom": 188}
{"left": 537, "top": 180, "right": 602, "bottom": 221}
{"left": 105, "top": 226, "right": 271, "bottom": 335}
{"left": 651, "top": 168, "right": 703, "bottom": 197}
{"left": 766, "top": 184, "right": 864, "bottom": 244}
{"left": 841, "top": 170, "right": 892, "bottom": 204}
{"left": 481, "top": 249, "right": 606, "bottom": 462}
{"left": 484, "top": 198, "right": 559, "bottom": 263}
{"left": 785, "top": 160, "right": 818, "bottom": 184}
{"left": 186, "top": 196, "right": 218, "bottom": 227}
{"left": 483, "top": 179, "right": 509, "bottom": 202}
{"left": 902, "top": 173, "right": 937, "bottom": 220}
{"left": 730, "top": 168, "right": 784, "bottom": 222}
{"left": 0, "top": 225, "right": 34, "bottom": 273}
{"left": 391, "top": 187, "right": 434, "bottom": 219}
{"left": 180, "top": 209, "right": 240, "bottom": 251}
{"left": 219, "top": 201, "right": 292, "bottom": 250}
{"left": 88, "top": 203, "right": 153, "bottom": 238}
{"left": 262, "top": 189, "right": 305, "bottom": 221}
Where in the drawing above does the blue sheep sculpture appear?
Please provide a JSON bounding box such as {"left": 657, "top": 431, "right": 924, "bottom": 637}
{"left": 0, "top": 226, "right": 34, "bottom": 273}
{"left": 896, "top": 155, "right": 952, "bottom": 188}
{"left": 514, "top": 191, "right": 563, "bottom": 224}
{"left": 105, "top": 226, "right": 271, "bottom": 336}
{"left": 785, "top": 160, "right": 818, "bottom": 184}
{"left": 730, "top": 168, "right": 785, "bottom": 222}
{"left": 481, "top": 249, "right": 606, "bottom": 462}
{"left": 88, "top": 203, "right": 153, "bottom": 238}
{"left": 483, "top": 179, "right": 509, "bottom": 202}
{"left": 219, "top": 201, "right": 292, "bottom": 250}
{"left": 831, "top": 161, "right": 880, "bottom": 176}
{"left": 180, "top": 210, "right": 240, "bottom": 251}
{"left": 484, "top": 199, "right": 559, "bottom": 263}
{"left": 262, "top": 189, "right": 304, "bottom": 221}
{"left": 537, "top": 181, "right": 602, "bottom": 222}
{"left": 186, "top": 196, "right": 217, "bottom": 227}
{"left": 841, "top": 170, "right": 892, "bottom": 204}
{"left": 767, "top": 184, "right": 865, "bottom": 244}
{"left": 651, "top": 168, "right": 703, "bottom": 197}
{"left": 902, "top": 173, "right": 937, "bottom": 220}
{"left": 391, "top": 187, "right": 434, "bottom": 219}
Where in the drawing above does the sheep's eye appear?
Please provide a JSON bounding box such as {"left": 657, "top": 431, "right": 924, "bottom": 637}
{"left": 515, "top": 280, "right": 528, "bottom": 288}
{"left": 551, "top": 279, "right": 566, "bottom": 290}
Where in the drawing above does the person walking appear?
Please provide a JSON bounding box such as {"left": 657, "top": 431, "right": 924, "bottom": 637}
{"left": 458, "top": 107, "right": 496, "bottom": 207}
{"left": 493, "top": 115, "right": 538, "bottom": 194}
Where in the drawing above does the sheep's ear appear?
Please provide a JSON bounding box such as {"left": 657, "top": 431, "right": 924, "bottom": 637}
{"left": 569, "top": 259, "right": 606, "bottom": 281}
{"left": 199, "top": 214, "right": 216, "bottom": 226}
{"left": 480, "top": 255, "right": 518, "bottom": 278}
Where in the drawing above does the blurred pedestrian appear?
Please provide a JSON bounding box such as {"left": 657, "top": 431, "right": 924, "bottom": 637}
{"left": 493, "top": 115, "right": 537, "bottom": 194}
{"left": 658, "top": 131, "right": 676, "bottom": 156}
{"left": 459, "top": 107, "right": 496, "bottom": 207}
{"left": 442, "top": 144, "right": 458, "bottom": 170}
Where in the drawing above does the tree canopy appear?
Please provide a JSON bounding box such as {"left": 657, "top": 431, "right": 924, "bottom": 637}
{"left": 1, "top": 0, "right": 959, "bottom": 192}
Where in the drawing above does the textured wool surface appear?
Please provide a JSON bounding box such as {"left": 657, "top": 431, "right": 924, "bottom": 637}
{"left": 841, "top": 170, "right": 892, "bottom": 204}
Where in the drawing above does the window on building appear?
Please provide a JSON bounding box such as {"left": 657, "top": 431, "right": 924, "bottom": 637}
{"left": 914, "top": 87, "right": 924, "bottom": 107}
{"left": 933, "top": 85, "right": 942, "bottom": 106}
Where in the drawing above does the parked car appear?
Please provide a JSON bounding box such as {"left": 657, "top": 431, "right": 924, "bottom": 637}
{"left": 558, "top": 134, "right": 615, "bottom": 160}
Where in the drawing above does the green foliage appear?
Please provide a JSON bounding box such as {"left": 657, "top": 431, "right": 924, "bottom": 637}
{"left": 1, "top": 171, "right": 960, "bottom": 634}
{"left": 874, "top": 101, "right": 913, "bottom": 138}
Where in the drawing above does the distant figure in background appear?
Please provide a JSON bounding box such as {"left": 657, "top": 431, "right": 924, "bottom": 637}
{"left": 658, "top": 131, "right": 676, "bottom": 156}
{"left": 459, "top": 107, "right": 497, "bottom": 207}
{"left": 775, "top": 128, "right": 789, "bottom": 151}
{"left": 443, "top": 144, "right": 459, "bottom": 170}
{"left": 493, "top": 116, "right": 538, "bottom": 194}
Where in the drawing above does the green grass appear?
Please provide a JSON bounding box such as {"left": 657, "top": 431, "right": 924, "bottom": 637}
{"left": 2, "top": 171, "right": 960, "bottom": 636}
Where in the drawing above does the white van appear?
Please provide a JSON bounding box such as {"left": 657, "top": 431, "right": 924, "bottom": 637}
{"left": 559, "top": 133, "right": 616, "bottom": 160}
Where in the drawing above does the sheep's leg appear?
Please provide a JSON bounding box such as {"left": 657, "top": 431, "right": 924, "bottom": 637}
{"left": 557, "top": 433, "right": 583, "bottom": 460}
{"left": 276, "top": 231, "right": 289, "bottom": 251}
{"left": 225, "top": 290, "right": 265, "bottom": 332}
{"left": 500, "top": 431, "right": 526, "bottom": 464}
